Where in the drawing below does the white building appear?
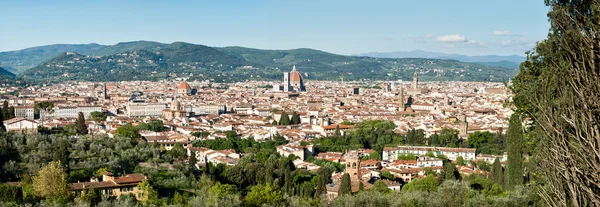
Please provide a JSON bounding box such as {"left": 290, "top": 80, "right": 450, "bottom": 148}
{"left": 50, "top": 105, "right": 102, "bottom": 119}
{"left": 187, "top": 105, "right": 225, "bottom": 115}
{"left": 382, "top": 146, "right": 476, "bottom": 162}
{"left": 276, "top": 143, "right": 313, "bottom": 161}
{"left": 127, "top": 102, "right": 166, "bottom": 118}
{"left": 14, "top": 106, "right": 35, "bottom": 120}
{"left": 4, "top": 118, "right": 38, "bottom": 134}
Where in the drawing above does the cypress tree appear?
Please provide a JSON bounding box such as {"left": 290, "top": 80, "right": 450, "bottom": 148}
{"left": 0, "top": 107, "right": 5, "bottom": 132}
{"left": 283, "top": 169, "right": 292, "bottom": 195}
{"left": 443, "top": 161, "right": 459, "bottom": 181}
{"left": 8, "top": 106, "right": 14, "bottom": 119}
{"left": 279, "top": 112, "right": 290, "bottom": 125}
{"left": 490, "top": 158, "right": 504, "bottom": 186}
{"left": 334, "top": 125, "right": 341, "bottom": 136}
{"left": 291, "top": 111, "right": 301, "bottom": 125}
{"left": 2, "top": 101, "right": 8, "bottom": 119}
{"left": 189, "top": 150, "right": 197, "bottom": 169}
{"left": 505, "top": 113, "right": 523, "bottom": 190}
{"left": 315, "top": 168, "right": 329, "bottom": 197}
{"left": 338, "top": 173, "right": 351, "bottom": 195}
{"left": 76, "top": 112, "right": 88, "bottom": 135}
{"left": 358, "top": 182, "right": 364, "bottom": 192}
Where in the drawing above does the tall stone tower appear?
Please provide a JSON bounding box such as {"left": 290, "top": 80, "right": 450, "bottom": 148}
{"left": 103, "top": 83, "right": 109, "bottom": 100}
{"left": 345, "top": 150, "right": 362, "bottom": 181}
{"left": 399, "top": 84, "right": 405, "bottom": 111}
{"left": 283, "top": 72, "right": 290, "bottom": 92}
{"left": 412, "top": 71, "right": 419, "bottom": 89}
{"left": 459, "top": 114, "right": 469, "bottom": 138}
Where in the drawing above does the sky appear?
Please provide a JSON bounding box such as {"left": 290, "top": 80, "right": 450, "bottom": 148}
{"left": 0, "top": 0, "right": 550, "bottom": 56}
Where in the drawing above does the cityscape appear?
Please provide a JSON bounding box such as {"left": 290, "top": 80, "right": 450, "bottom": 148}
{"left": 0, "top": 1, "right": 597, "bottom": 207}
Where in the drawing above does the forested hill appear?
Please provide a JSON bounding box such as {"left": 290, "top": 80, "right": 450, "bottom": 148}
{"left": 0, "top": 67, "right": 24, "bottom": 86}
{"left": 16, "top": 41, "right": 517, "bottom": 83}
{"left": 0, "top": 43, "right": 107, "bottom": 73}
{"left": 21, "top": 43, "right": 252, "bottom": 82}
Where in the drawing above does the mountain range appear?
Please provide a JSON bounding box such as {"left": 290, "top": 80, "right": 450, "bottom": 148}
{"left": 354, "top": 50, "right": 525, "bottom": 69}
{"left": 2, "top": 41, "right": 518, "bottom": 83}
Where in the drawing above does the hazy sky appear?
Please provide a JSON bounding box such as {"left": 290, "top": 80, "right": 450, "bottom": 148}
{"left": 0, "top": 0, "right": 550, "bottom": 56}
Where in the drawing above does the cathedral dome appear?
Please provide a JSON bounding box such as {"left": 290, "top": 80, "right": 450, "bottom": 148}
{"left": 171, "top": 99, "right": 181, "bottom": 111}
{"left": 289, "top": 65, "right": 303, "bottom": 84}
{"left": 177, "top": 82, "right": 191, "bottom": 90}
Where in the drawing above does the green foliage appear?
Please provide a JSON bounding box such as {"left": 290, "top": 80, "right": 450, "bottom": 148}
{"left": 402, "top": 175, "right": 438, "bottom": 192}
{"left": 0, "top": 106, "right": 5, "bottom": 132}
{"left": 371, "top": 180, "right": 391, "bottom": 193}
{"left": 0, "top": 184, "right": 23, "bottom": 203}
{"left": 312, "top": 159, "right": 345, "bottom": 173}
{"left": 368, "top": 151, "right": 382, "bottom": 160}
{"left": 315, "top": 168, "right": 330, "bottom": 197}
{"left": 490, "top": 158, "right": 504, "bottom": 186}
{"left": 115, "top": 124, "right": 141, "bottom": 139}
{"left": 467, "top": 131, "right": 506, "bottom": 155}
{"left": 78, "top": 188, "right": 101, "bottom": 206}
{"left": 429, "top": 128, "right": 462, "bottom": 147}
{"left": 338, "top": 173, "right": 352, "bottom": 195}
{"left": 425, "top": 151, "right": 436, "bottom": 158}
{"left": 245, "top": 183, "right": 284, "bottom": 207}
{"left": 455, "top": 156, "right": 465, "bottom": 166}
{"left": 32, "top": 161, "right": 70, "bottom": 199}
{"left": 312, "top": 120, "right": 402, "bottom": 153}
{"left": 75, "top": 112, "right": 88, "bottom": 135}
{"left": 397, "top": 153, "right": 417, "bottom": 161}
{"left": 442, "top": 161, "right": 460, "bottom": 181}
{"left": 405, "top": 128, "right": 426, "bottom": 145}
{"left": 279, "top": 112, "right": 290, "bottom": 125}
{"left": 505, "top": 114, "right": 523, "bottom": 190}
{"left": 135, "top": 120, "right": 165, "bottom": 132}
{"left": 191, "top": 131, "right": 210, "bottom": 138}
{"left": 381, "top": 170, "right": 394, "bottom": 181}
{"left": 89, "top": 111, "right": 107, "bottom": 122}
{"left": 334, "top": 124, "right": 341, "bottom": 137}
{"left": 168, "top": 143, "right": 186, "bottom": 159}
{"left": 192, "top": 133, "right": 287, "bottom": 154}
{"left": 290, "top": 111, "right": 301, "bottom": 125}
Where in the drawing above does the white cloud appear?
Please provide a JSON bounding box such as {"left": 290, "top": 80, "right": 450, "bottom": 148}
{"left": 435, "top": 34, "right": 486, "bottom": 48}
{"left": 436, "top": 34, "right": 466, "bottom": 42}
{"left": 493, "top": 30, "right": 523, "bottom": 37}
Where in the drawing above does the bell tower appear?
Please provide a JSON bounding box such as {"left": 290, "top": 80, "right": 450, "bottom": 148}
{"left": 412, "top": 71, "right": 419, "bottom": 89}
{"left": 345, "top": 150, "right": 362, "bottom": 181}
{"left": 399, "top": 84, "right": 405, "bottom": 111}
{"left": 459, "top": 114, "right": 469, "bottom": 138}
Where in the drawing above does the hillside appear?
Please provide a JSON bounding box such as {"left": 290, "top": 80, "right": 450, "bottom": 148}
{"left": 0, "top": 67, "right": 24, "bottom": 86}
{"left": 355, "top": 50, "right": 526, "bottom": 68}
{"left": 0, "top": 44, "right": 107, "bottom": 73}
{"left": 16, "top": 41, "right": 518, "bottom": 82}
{"left": 219, "top": 46, "right": 517, "bottom": 81}
{"left": 21, "top": 42, "right": 254, "bottom": 82}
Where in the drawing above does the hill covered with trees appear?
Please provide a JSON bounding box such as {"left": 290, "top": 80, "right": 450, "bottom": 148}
{"left": 0, "top": 43, "right": 107, "bottom": 73}
{"left": 17, "top": 42, "right": 517, "bottom": 83}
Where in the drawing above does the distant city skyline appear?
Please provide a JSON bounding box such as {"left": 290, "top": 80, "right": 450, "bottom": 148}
{"left": 0, "top": 0, "right": 549, "bottom": 56}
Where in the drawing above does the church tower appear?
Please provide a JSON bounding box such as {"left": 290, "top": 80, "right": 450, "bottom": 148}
{"left": 103, "top": 83, "right": 109, "bottom": 100}
{"left": 412, "top": 71, "right": 419, "bottom": 89}
{"left": 345, "top": 150, "right": 362, "bottom": 181}
{"left": 459, "top": 114, "right": 469, "bottom": 138}
{"left": 399, "top": 84, "right": 405, "bottom": 111}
